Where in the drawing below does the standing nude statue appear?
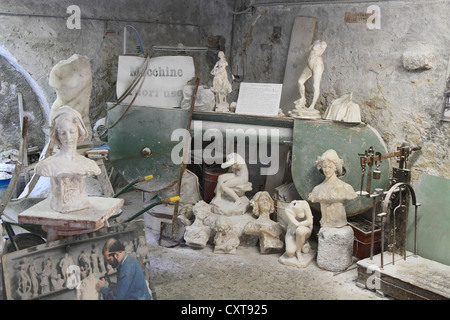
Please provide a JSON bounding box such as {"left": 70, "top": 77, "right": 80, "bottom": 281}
{"left": 290, "top": 40, "right": 327, "bottom": 119}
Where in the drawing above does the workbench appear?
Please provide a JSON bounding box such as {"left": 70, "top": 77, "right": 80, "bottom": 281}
{"left": 107, "top": 105, "right": 390, "bottom": 215}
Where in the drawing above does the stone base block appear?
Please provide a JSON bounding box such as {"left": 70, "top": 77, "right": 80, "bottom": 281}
{"left": 317, "top": 226, "right": 354, "bottom": 272}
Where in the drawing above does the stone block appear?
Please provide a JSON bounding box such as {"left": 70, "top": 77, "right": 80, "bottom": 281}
{"left": 317, "top": 226, "right": 354, "bottom": 272}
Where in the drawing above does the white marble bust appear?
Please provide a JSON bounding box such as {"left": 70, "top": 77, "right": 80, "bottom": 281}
{"left": 35, "top": 106, "right": 100, "bottom": 213}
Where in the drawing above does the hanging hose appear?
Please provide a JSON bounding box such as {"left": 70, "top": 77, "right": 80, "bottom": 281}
{"left": 124, "top": 25, "right": 145, "bottom": 54}
{"left": 113, "top": 174, "right": 154, "bottom": 198}
{"left": 123, "top": 196, "right": 180, "bottom": 223}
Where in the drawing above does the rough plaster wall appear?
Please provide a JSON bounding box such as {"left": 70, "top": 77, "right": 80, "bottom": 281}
{"left": 230, "top": 0, "right": 450, "bottom": 180}
{"left": 0, "top": 54, "right": 47, "bottom": 153}
{"left": 0, "top": 0, "right": 234, "bottom": 149}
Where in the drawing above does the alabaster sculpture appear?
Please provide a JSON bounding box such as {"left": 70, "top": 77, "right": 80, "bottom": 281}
{"left": 323, "top": 93, "right": 361, "bottom": 123}
{"left": 279, "top": 200, "right": 315, "bottom": 268}
{"left": 184, "top": 200, "right": 213, "bottom": 248}
{"left": 308, "top": 149, "right": 357, "bottom": 228}
{"left": 35, "top": 106, "right": 101, "bottom": 213}
{"left": 213, "top": 216, "right": 240, "bottom": 254}
{"left": 49, "top": 54, "right": 93, "bottom": 139}
{"left": 211, "top": 51, "right": 233, "bottom": 112}
{"left": 243, "top": 191, "right": 284, "bottom": 254}
{"left": 289, "top": 40, "right": 327, "bottom": 119}
{"left": 210, "top": 153, "right": 252, "bottom": 216}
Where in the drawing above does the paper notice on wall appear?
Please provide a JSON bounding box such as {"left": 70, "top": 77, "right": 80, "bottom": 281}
{"left": 235, "top": 82, "right": 282, "bottom": 116}
{"left": 116, "top": 56, "right": 195, "bottom": 108}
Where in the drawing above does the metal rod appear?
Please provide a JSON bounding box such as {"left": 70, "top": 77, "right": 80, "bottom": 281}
{"left": 378, "top": 212, "right": 387, "bottom": 270}
{"left": 414, "top": 203, "right": 420, "bottom": 256}
{"left": 370, "top": 195, "right": 376, "bottom": 260}
{"left": 123, "top": 26, "right": 127, "bottom": 55}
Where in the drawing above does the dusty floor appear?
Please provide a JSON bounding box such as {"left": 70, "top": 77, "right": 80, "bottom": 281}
{"left": 119, "top": 190, "right": 388, "bottom": 300}
{"left": 0, "top": 189, "right": 388, "bottom": 301}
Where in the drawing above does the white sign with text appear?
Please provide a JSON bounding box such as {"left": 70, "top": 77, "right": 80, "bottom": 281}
{"left": 116, "top": 55, "right": 195, "bottom": 108}
{"left": 235, "top": 82, "right": 282, "bottom": 116}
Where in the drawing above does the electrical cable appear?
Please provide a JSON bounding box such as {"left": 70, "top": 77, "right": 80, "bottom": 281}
{"left": 124, "top": 25, "right": 144, "bottom": 54}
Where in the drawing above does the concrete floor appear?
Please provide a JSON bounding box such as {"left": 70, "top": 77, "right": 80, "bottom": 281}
{"left": 0, "top": 189, "right": 388, "bottom": 301}
{"left": 119, "top": 190, "right": 388, "bottom": 300}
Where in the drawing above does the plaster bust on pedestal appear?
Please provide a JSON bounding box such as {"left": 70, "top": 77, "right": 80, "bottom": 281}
{"left": 35, "top": 106, "right": 101, "bottom": 213}
{"left": 308, "top": 149, "right": 357, "bottom": 228}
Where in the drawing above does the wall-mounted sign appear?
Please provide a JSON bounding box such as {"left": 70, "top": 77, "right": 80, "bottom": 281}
{"left": 116, "top": 56, "right": 195, "bottom": 108}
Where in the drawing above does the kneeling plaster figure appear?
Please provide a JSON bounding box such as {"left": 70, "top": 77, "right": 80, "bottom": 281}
{"left": 279, "top": 200, "right": 316, "bottom": 268}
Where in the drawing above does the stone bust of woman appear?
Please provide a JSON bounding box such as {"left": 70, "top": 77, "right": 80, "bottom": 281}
{"left": 35, "top": 105, "right": 100, "bottom": 213}
{"left": 308, "top": 149, "right": 357, "bottom": 228}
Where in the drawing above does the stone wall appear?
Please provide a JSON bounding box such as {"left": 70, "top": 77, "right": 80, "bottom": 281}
{"left": 0, "top": 0, "right": 234, "bottom": 152}
{"left": 230, "top": 0, "right": 449, "bottom": 179}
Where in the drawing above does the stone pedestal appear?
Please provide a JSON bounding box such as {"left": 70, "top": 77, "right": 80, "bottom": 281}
{"left": 18, "top": 196, "right": 124, "bottom": 242}
{"left": 317, "top": 226, "right": 354, "bottom": 272}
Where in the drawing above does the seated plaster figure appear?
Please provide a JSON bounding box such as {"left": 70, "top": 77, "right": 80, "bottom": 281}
{"left": 244, "top": 191, "right": 284, "bottom": 254}
{"left": 213, "top": 216, "right": 240, "bottom": 254}
{"left": 211, "top": 51, "right": 233, "bottom": 112}
{"left": 279, "top": 200, "right": 315, "bottom": 268}
{"left": 210, "top": 153, "right": 252, "bottom": 216}
{"left": 35, "top": 106, "right": 101, "bottom": 213}
{"left": 290, "top": 40, "right": 327, "bottom": 119}
{"left": 308, "top": 149, "right": 357, "bottom": 228}
{"left": 323, "top": 93, "right": 361, "bottom": 123}
{"left": 184, "top": 201, "right": 213, "bottom": 249}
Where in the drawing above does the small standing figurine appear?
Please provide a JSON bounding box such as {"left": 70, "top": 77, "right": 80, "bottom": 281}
{"left": 290, "top": 40, "right": 327, "bottom": 119}
{"left": 59, "top": 253, "right": 74, "bottom": 283}
{"left": 308, "top": 149, "right": 357, "bottom": 228}
{"left": 16, "top": 259, "right": 32, "bottom": 300}
{"left": 35, "top": 105, "right": 101, "bottom": 213}
{"left": 213, "top": 216, "right": 240, "bottom": 254}
{"left": 211, "top": 51, "right": 233, "bottom": 112}
{"left": 243, "top": 191, "right": 284, "bottom": 254}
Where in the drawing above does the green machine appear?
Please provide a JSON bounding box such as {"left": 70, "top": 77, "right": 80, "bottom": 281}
{"left": 106, "top": 105, "right": 390, "bottom": 216}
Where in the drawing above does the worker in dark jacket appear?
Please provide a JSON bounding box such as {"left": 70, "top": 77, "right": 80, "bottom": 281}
{"left": 95, "top": 238, "right": 152, "bottom": 300}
